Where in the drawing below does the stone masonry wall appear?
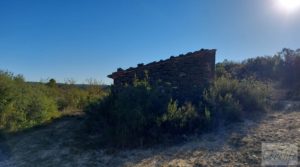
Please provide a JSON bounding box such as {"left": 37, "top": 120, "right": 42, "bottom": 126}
{"left": 108, "top": 49, "right": 216, "bottom": 101}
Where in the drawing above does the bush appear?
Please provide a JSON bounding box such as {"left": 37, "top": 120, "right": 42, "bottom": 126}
{"left": 86, "top": 82, "right": 167, "bottom": 147}
{"left": 44, "top": 78, "right": 107, "bottom": 112}
{"left": 202, "top": 76, "right": 269, "bottom": 124}
{"left": 86, "top": 78, "right": 201, "bottom": 148}
{"left": 86, "top": 74, "right": 270, "bottom": 148}
{"left": 216, "top": 48, "right": 300, "bottom": 100}
{"left": 0, "top": 71, "right": 60, "bottom": 132}
{"left": 60, "top": 85, "right": 88, "bottom": 111}
{"left": 159, "top": 100, "right": 198, "bottom": 134}
{"left": 0, "top": 70, "right": 107, "bottom": 133}
{"left": 279, "top": 48, "right": 300, "bottom": 99}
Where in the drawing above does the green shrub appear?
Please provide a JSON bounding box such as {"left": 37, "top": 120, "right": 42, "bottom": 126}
{"left": 159, "top": 100, "right": 198, "bottom": 134}
{"left": 86, "top": 82, "right": 168, "bottom": 147}
{"left": 44, "top": 78, "right": 107, "bottom": 112}
{"left": 86, "top": 75, "right": 270, "bottom": 148}
{"left": 25, "top": 88, "right": 59, "bottom": 125}
{"left": 60, "top": 86, "right": 88, "bottom": 111}
{"left": 0, "top": 71, "right": 60, "bottom": 132}
{"left": 216, "top": 48, "right": 300, "bottom": 100}
{"left": 86, "top": 77, "right": 203, "bottom": 147}
{"left": 85, "top": 79, "right": 108, "bottom": 104}
{"left": 0, "top": 71, "right": 111, "bottom": 134}
{"left": 203, "top": 76, "right": 269, "bottom": 124}
{"left": 216, "top": 55, "right": 284, "bottom": 81}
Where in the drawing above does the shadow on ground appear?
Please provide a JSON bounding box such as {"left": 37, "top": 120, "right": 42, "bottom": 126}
{"left": 0, "top": 101, "right": 299, "bottom": 167}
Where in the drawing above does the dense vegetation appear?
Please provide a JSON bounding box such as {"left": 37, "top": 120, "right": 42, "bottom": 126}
{"left": 1, "top": 48, "right": 299, "bottom": 148}
{"left": 86, "top": 76, "right": 269, "bottom": 147}
{"left": 0, "top": 71, "right": 106, "bottom": 133}
{"left": 216, "top": 48, "right": 300, "bottom": 99}
{"left": 202, "top": 77, "right": 269, "bottom": 124}
{"left": 86, "top": 48, "right": 300, "bottom": 148}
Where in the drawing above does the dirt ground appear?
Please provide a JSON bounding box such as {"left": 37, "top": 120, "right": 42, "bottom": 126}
{"left": 0, "top": 101, "right": 299, "bottom": 167}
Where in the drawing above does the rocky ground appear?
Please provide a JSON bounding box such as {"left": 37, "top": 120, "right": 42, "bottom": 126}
{"left": 0, "top": 101, "right": 299, "bottom": 167}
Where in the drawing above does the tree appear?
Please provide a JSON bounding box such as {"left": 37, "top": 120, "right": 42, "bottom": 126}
{"left": 47, "top": 78, "right": 57, "bottom": 88}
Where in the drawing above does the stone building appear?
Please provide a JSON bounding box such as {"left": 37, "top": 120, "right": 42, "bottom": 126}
{"left": 108, "top": 49, "right": 216, "bottom": 101}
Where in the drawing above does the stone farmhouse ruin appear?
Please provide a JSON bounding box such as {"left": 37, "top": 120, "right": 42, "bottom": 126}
{"left": 108, "top": 49, "right": 216, "bottom": 101}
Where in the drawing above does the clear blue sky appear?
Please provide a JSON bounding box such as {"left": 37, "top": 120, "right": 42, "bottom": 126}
{"left": 1, "top": 0, "right": 300, "bottom": 84}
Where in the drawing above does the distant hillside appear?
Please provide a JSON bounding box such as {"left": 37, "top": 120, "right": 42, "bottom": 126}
{"left": 27, "top": 81, "right": 110, "bottom": 90}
